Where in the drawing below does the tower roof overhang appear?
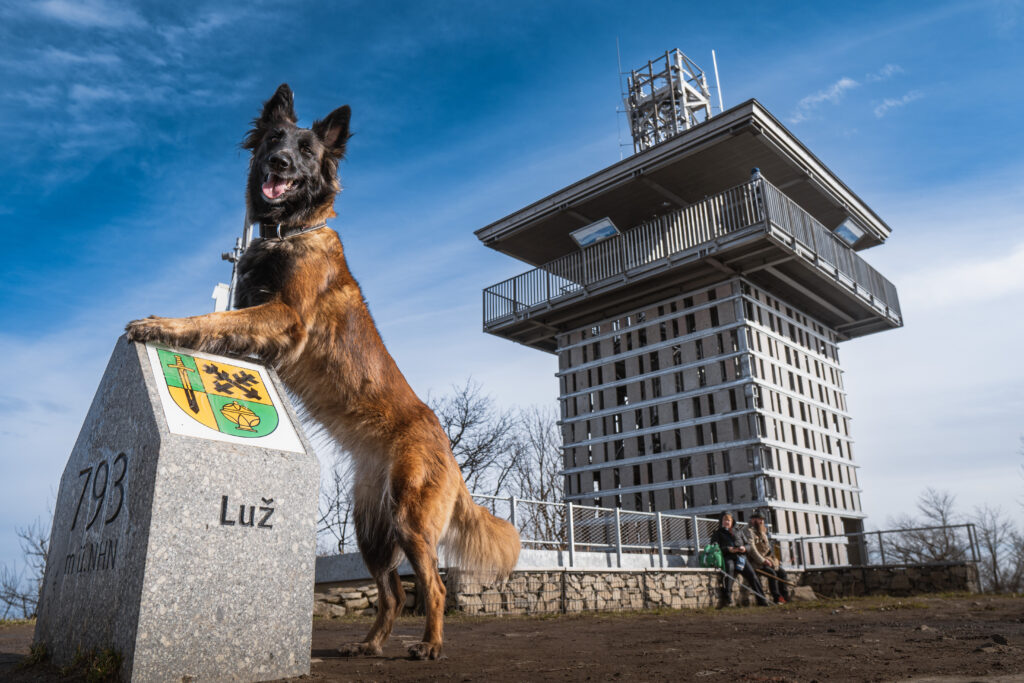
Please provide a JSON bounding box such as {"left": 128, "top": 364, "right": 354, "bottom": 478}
{"left": 475, "top": 99, "right": 891, "bottom": 266}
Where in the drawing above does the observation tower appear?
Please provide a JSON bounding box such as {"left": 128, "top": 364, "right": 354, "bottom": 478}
{"left": 475, "top": 49, "right": 901, "bottom": 565}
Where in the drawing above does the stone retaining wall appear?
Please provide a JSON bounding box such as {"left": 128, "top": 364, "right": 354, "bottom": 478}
{"left": 311, "top": 563, "right": 978, "bottom": 619}
{"left": 799, "top": 563, "right": 979, "bottom": 598}
{"left": 448, "top": 570, "right": 726, "bottom": 615}
{"left": 313, "top": 579, "right": 418, "bottom": 619}
{"left": 312, "top": 569, "right": 745, "bottom": 619}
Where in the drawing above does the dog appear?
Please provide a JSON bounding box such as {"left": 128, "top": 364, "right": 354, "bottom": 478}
{"left": 125, "top": 84, "right": 520, "bottom": 660}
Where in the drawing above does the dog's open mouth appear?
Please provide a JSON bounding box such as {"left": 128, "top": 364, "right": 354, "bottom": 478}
{"left": 262, "top": 173, "right": 295, "bottom": 200}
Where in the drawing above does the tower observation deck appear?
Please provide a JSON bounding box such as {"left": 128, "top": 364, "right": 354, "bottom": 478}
{"left": 474, "top": 50, "right": 901, "bottom": 567}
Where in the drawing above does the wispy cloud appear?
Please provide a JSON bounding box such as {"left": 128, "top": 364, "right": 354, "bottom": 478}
{"left": 803, "top": 77, "right": 860, "bottom": 108}
{"left": 8, "top": 86, "right": 61, "bottom": 108}
{"left": 898, "top": 241, "right": 1024, "bottom": 312}
{"left": 865, "top": 63, "right": 903, "bottom": 82}
{"left": 67, "top": 84, "right": 131, "bottom": 104}
{"left": 38, "top": 47, "right": 122, "bottom": 66}
{"left": 789, "top": 64, "right": 904, "bottom": 123}
{"left": 0, "top": 2, "right": 265, "bottom": 191}
{"left": 874, "top": 90, "right": 925, "bottom": 117}
{"left": 157, "top": 11, "right": 231, "bottom": 50}
{"left": 67, "top": 83, "right": 172, "bottom": 106}
{"left": 34, "top": 0, "right": 145, "bottom": 29}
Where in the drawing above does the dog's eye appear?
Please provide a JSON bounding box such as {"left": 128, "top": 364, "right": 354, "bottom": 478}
{"left": 300, "top": 144, "right": 313, "bottom": 156}
{"left": 270, "top": 130, "right": 284, "bottom": 141}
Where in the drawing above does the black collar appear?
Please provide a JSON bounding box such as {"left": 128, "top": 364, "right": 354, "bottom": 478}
{"left": 258, "top": 221, "right": 329, "bottom": 240}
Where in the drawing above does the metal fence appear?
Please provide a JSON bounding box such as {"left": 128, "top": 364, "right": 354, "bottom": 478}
{"left": 792, "top": 523, "right": 979, "bottom": 569}
{"left": 474, "top": 495, "right": 979, "bottom": 572}
{"left": 473, "top": 494, "right": 730, "bottom": 568}
{"left": 482, "top": 177, "right": 901, "bottom": 327}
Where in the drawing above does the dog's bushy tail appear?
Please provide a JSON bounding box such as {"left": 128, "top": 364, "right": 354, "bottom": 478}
{"left": 444, "top": 486, "right": 520, "bottom": 582}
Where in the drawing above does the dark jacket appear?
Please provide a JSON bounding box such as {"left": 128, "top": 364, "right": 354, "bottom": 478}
{"left": 713, "top": 526, "right": 743, "bottom": 560}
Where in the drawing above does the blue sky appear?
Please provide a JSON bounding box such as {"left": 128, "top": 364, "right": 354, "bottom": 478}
{"left": 2, "top": 0, "right": 1023, "bottom": 572}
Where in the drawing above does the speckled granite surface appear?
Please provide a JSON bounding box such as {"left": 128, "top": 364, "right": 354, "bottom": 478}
{"left": 35, "top": 338, "right": 318, "bottom": 681}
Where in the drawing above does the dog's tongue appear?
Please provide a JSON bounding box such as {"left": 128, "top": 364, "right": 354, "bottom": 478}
{"left": 262, "top": 176, "right": 289, "bottom": 199}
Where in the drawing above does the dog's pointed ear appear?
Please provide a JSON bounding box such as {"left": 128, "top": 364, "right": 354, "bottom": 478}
{"left": 260, "top": 84, "right": 298, "bottom": 126}
{"left": 312, "top": 105, "right": 351, "bottom": 158}
{"left": 242, "top": 84, "right": 298, "bottom": 150}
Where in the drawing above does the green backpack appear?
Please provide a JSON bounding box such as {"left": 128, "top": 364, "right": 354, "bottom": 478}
{"left": 699, "top": 542, "right": 723, "bottom": 569}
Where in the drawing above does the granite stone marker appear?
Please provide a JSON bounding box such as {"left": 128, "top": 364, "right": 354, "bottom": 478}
{"left": 34, "top": 338, "right": 319, "bottom": 681}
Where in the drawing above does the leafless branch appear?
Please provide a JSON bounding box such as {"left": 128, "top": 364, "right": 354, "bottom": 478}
{"left": 1, "top": 518, "right": 49, "bottom": 619}
{"left": 970, "top": 505, "right": 1024, "bottom": 593}
{"left": 887, "top": 488, "right": 1024, "bottom": 592}
{"left": 430, "top": 379, "right": 518, "bottom": 496}
{"left": 505, "top": 406, "right": 566, "bottom": 545}
{"left": 316, "top": 447, "right": 356, "bottom": 555}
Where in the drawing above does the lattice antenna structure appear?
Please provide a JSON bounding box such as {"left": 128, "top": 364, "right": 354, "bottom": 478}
{"left": 624, "top": 49, "right": 714, "bottom": 153}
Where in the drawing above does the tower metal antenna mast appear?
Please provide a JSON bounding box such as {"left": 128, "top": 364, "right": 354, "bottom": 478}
{"left": 623, "top": 48, "right": 714, "bottom": 153}
{"left": 616, "top": 37, "right": 627, "bottom": 160}
{"left": 711, "top": 49, "right": 724, "bottom": 113}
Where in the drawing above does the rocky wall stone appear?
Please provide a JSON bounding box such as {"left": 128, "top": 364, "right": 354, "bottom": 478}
{"left": 799, "top": 563, "right": 979, "bottom": 597}
{"left": 313, "top": 562, "right": 979, "bottom": 620}
{"left": 312, "top": 579, "right": 419, "bottom": 618}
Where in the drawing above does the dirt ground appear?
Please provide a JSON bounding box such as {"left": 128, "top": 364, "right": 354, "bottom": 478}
{"left": 2, "top": 594, "right": 1022, "bottom": 682}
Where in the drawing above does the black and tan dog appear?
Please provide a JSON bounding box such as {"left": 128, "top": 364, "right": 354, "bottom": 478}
{"left": 126, "top": 84, "right": 520, "bottom": 660}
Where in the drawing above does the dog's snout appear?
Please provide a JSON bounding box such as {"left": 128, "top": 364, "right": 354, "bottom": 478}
{"left": 268, "top": 152, "right": 293, "bottom": 172}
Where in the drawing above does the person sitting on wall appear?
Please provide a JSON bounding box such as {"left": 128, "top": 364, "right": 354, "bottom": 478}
{"left": 742, "top": 510, "right": 790, "bottom": 604}
{"left": 713, "top": 511, "right": 768, "bottom": 607}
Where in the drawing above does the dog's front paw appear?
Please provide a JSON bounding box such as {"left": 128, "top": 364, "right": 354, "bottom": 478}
{"left": 407, "top": 641, "right": 444, "bottom": 660}
{"left": 125, "top": 316, "right": 165, "bottom": 343}
{"left": 125, "top": 316, "right": 189, "bottom": 346}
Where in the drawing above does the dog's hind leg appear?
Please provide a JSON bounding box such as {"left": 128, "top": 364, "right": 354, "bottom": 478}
{"left": 336, "top": 565, "right": 404, "bottom": 657}
{"left": 379, "top": 569, "right": 406, "bottom": 637}
{"left": 338, "top": 495, "right": 404, "bottom": 657}
{"left": 397, "top": 530, "right": 446, "bottom": 660}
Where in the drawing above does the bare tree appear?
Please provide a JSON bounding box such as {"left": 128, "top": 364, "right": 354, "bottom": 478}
{"left": 970, "top": 505, "right": 1024, "bottom": 593}
{"left": 430, "top": 379, "right": 518, "bottom": 496}
{"left": 317, "top": 448, "right": 356, "bottom": 555}
{"left": 884, "top": 488, "right": 969, "bottom": 564}
{"left": 887, "top": 488, "right": 1024, "bottom": 592}
{"left": 506, "top": 406, "right": 566, "bottom": 545}
{"left": 1019, "top": 436, "right": 1024, "bottom": 510}
{"left": 0, "top": 519, "right": 49, "bottom": 619}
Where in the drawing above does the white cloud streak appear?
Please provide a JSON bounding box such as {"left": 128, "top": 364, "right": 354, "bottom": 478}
{"left": 874, "top": 90, "right": 925, "bottom": 117}
{"left": 67, "top": 83, "right": 173, "bottom": 106}
{"left": 9, "top": 86, "right": 61, "bottom": 108}
{"left": 801, "top": 77, "right": 860, "bottom": 109}
{"left": 38, "top": 47, "right": 122, "bottom": 66}
{"left": 34, "top": 0, "right": 145, "bottom": 28}
{"left": 789, "top": 64, "right": 904, "bottom": 123}
{"left": 865, "top": 63, "right": 903, "bottom": 82}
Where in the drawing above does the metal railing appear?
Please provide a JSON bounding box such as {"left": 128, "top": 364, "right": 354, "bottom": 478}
{"left": 482, "top": 178, "right": 901, "bottom": 327}
{"left": 789, "top": 523, "right": 979, "bottom": 569}
{"left": 473, "top": 495, "right": 977, "bottom": 573}
{"left": 759, "top": 181, "right": 900, "bottom": 319}
{"left": 473, "top": 493, "right": 731, "bottom": 568}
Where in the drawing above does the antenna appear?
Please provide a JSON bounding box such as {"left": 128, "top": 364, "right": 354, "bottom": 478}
{"left": 711, "top": 50, "right": 724, "bottom": 113}
{"left": 616, "top": 37, "right": 626, "bottom": 160}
